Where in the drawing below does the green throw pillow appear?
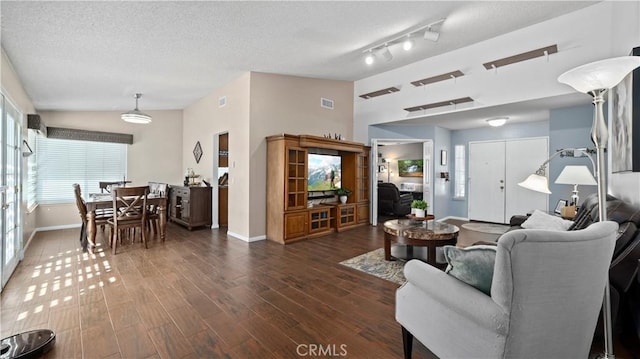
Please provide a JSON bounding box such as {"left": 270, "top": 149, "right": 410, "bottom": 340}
{"left": 444, "top": 245, "right": 497, "bottom": 295}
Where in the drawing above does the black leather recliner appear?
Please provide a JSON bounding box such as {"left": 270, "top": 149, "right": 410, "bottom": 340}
{"left": 378, "top": 183, "right": 413, "bottom": 216}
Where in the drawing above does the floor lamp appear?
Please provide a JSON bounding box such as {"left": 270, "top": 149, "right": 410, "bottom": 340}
{"left": 558, "top": 56, "right": 640, "bottom": 359}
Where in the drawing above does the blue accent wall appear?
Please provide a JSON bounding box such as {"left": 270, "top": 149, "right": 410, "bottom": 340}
{"left": 548, "top": 104, "right": 596, "bottom": 209}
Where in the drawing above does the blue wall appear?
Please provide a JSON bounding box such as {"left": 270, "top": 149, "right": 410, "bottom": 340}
{"left": 548, "top": 104, "right": 596, "bottom": 208}
{"left": 368, "top": 106, "right": 594, "bottom": 220}
{"left": 449, "top": 121, "right": 549, "bottom": 218}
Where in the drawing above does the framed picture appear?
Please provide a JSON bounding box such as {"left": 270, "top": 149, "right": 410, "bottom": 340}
{"left": 193, "top": 141, "right": 203, "bottom": 163}
{"left": 397, "top": 159, "right": 423, "bottom": 177}
{"left": 610, "top": 46, "right": 640, "bottom": 172}
{"left": 554, "top": 199, "right": 568, "bottom": 214}
{"left": 440, "top": 150, "right": 447, "bottom": 166}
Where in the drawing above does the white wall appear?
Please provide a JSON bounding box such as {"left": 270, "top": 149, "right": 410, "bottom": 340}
{"left": 353, "top": 1, "right": 640, "bottom": 143}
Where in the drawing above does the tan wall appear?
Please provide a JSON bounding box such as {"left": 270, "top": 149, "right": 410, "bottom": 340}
{"left": 182, "top": 72, "right": 251, "bottom": 238}
{"left": 181, "top": 72, "right": 354, "bottom": 240}
{"left": 248, "top": 73, "right": 354, "bottom": 238}
{"left": 36, "top": 109, "right": 184, "bottom": 228}
{"left": 2, "top": 48, "right": 37, "bottom": 246}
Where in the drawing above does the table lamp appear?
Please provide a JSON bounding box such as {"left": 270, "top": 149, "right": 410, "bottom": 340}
{"left": 554, "top": 165, "right": 597, "bottom": 206}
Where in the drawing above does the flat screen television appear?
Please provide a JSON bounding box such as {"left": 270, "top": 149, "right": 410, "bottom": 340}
{"left": 308, "top": 154, "right": 342, "bottom": 191}
{"left": 398, "top": 159, "right": 424, "bottom": 177}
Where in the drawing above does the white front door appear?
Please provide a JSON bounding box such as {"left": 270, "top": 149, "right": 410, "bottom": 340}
{"left": 469, "top": 141, "right": 506, "bottom": 223}
{"left": 1, "top": 94, "right": 22, "bottom": 289}
{"left": 504, "top": 138, "right": 548, "bottom": 219}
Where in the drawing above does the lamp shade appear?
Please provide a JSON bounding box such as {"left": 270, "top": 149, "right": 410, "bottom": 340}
{"left": 518, "top": 173, "right": 551, "bottom": 194}
{"left": 554, "top": 165, "right": 597, "bottom": 186}
{"left": 558, "top": 56, "right": 640, "bottom": 93}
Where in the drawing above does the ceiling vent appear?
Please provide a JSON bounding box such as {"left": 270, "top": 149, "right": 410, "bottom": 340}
{"left": 320, "top": 98, "right": 334, "bottom": 110}
{"left": 27, "top": 114, "right": 47, "bottom": 136}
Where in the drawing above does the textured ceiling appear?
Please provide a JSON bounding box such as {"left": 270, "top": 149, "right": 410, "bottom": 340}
{"left": 1, "top": 1, "right": 596, "bottom": 113}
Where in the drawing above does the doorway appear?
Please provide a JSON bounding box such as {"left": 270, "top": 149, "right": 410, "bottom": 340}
{"left": 213, "top": 132, "right": 229, "bottom": 228}
{"left": 1, "top": 94, "right": 22, "bottom": 290}
{"left": 371, "top": 139, "right": 434, "bottom": 226}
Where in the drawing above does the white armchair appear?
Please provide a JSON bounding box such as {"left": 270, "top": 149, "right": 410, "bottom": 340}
{"left": 396, "top": 221, "right": 618, "bottom": 358}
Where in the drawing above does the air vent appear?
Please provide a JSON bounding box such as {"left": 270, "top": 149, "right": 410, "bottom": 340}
{"left": 320, "top": 98, "right": 334, "bottom": 110}
{"left": 218, "top": 96, "right": 227, "bottom": 108}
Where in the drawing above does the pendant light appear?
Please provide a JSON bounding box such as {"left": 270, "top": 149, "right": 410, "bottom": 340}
{"left": 121, "top": 93, "right": 152, "bottom": 124}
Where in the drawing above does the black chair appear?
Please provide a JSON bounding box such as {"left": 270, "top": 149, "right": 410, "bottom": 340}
{"left": 378, "top": 183, "right": 413, "bottom": 216}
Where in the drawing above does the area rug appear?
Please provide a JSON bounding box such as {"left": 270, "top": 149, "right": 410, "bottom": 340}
{"left": 461, "top": 223, "right": 510, "bottom": 235}
{"left": 339, "top": 248, "right": 406, "bottom": 285}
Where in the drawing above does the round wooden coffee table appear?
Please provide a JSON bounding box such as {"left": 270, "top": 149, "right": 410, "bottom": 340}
{"left": 383, "top": 219, "right": 459, "bottom": 269}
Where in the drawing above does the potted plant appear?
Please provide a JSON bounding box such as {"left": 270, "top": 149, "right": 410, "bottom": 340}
{"left": 335, "top": 187, "right": 352, "bottom": 204}
{"left": 411, "top": 199, "right": 428, "bottom": 217}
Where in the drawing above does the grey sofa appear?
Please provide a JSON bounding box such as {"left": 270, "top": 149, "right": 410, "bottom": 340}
{"left": 396, "top": 221, "right": 618, "bottom": 358}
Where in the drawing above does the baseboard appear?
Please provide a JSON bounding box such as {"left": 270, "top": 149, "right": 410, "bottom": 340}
{"left": 439, "top": 215, "right": 469, "bottom": 222}
{"left": 37, "top": 224, "right": 81, "bottom": 232}
{"left": 20, "top": 228, "right": 40, "bottom": 259}
{"left": 226, "top": 231, "right": 266, "bottom": 242}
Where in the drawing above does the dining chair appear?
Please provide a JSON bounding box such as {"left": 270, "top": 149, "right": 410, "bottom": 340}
{"left": 147, "top": 182, "right": 168, "bottom": 235}
{"left": 107, "top": 186, "right": 149, "bottom": 254}
{"left": 72, "top": 184, "right": 112, "bottom": 251}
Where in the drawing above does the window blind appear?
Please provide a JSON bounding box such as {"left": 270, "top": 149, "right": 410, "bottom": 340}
{"left": 36, "top": 137, "right": 127, "bottom": 204}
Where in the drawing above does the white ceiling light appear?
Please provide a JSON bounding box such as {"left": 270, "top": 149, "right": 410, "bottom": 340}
{"left": 423, "top": 26, "right": 440, "bottom": 42}
{"left": 402, "top": 37, "right": 414, "bottom": 51}
{"left": 364, "top": 51, "right": 375, "bottom": 65}
{"left": 121, "top": 93, "right": 152, "bottom": 124}
{"left": 487, "top": 117, "right": 508, "bottom": 127}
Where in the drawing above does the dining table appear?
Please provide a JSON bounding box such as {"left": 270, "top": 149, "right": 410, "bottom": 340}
{"left": 83, "top": 193, "right": 168, "bottom": 250}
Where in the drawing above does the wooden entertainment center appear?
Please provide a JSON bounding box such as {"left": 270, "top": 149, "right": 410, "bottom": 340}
{"left": 266, "top": 134, "right": 370, "bottom": 244}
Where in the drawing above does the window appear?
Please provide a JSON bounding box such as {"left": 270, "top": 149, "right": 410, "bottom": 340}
{"left": 454, "top": 144, "right": 466, "bottom": 199}
{"left": 25, "top": 130, "right": 38, "bottom": 211}
{"left": 36, "top": 137, "right": 127, "bottom": 204}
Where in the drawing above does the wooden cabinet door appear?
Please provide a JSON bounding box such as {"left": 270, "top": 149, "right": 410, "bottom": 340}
{"left": 356, "top": 151, "right": 370, "bottom": 203}
{"left": 284, "top": 211, "right": 307, "bottom": 240}
{"left": 356, "top": 203, "right": 369, "bottom": 224}
{"left": 285, "top": 146, "right": 308, "bottom": 211}
{"left": 308, "top": 207, "right": 331, "bottom": 235}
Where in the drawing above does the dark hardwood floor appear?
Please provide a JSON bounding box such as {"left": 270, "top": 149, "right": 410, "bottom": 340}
{"left": 1, "top": 219, "right": 638, "bottom": 358}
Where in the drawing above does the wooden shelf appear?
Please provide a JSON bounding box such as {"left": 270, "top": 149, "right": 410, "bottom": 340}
{"left": 483, "top": 44, "right": 558, "bottom": 70}
{"left": 404, "top": 96, "right": 474, "bottom": 112}
{"left": 359, "top": 86, "right": 400, "bottom": 99}
{"left": 411, "top": 70, "right": 464, "bottom": 87}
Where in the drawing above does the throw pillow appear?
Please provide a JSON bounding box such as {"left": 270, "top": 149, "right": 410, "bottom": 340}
{"left": 521, "top": 209, "right": 574, "bottom": 231}
{"left": 444, "top": 245, "right": 497, "bottom": 295}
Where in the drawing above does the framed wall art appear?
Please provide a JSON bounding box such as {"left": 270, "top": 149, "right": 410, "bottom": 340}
{"left": 610, "top": 46, "right": 640, "bottom": 172}
{"left": 193, "top": 141, "right": 203, "bottom": 163}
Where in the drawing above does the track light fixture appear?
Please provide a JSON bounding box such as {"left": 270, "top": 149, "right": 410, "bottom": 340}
{"left": 379, "top": 46, "right": 393, "bottom": 62}
{"left": 423, "top": 26, "right": 440, "bottom": 42}
{"left": 402, "top": 37, "right": 414, "bottom": 51}
{"left": 365, "top": 51, "right": 375, "bottom": 65}
{"left": 362, "top": 18, "right": 445, "bottom": 65}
